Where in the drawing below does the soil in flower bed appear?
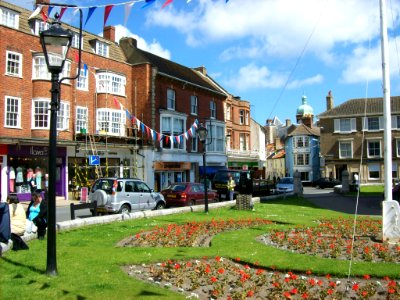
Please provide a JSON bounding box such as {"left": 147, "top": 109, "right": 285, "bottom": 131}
{"left": 123, "top": 256, "right": 400, "bottom": 299}
{"left": 258, "top": 217, "right": 400, "bottom": 264}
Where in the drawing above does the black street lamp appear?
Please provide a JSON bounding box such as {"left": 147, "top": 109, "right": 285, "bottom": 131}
{"left": 40, "top": 6, "right": 82, "bottom": 276}
{"left": 197, "top": 124, "right": 209, "bottom": 213}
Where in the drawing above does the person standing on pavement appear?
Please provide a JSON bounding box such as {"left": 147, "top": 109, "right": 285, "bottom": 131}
{"left": 227, "top": 175, "right": 236, "bottom": 201}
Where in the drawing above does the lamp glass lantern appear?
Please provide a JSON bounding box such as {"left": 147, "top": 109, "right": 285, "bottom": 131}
{"left": 40, "top": 20, "right": 73, "bottom": 74}
{"left": 197, "top": 126, "right": 208, "bottom": 143}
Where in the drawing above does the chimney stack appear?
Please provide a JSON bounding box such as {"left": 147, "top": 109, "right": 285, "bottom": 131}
{"left": 194, "top": 66, "right": 207, "bottom": 75}
{"left": 103, "top": 26, "right": 115, "bottom": 43}
{"left": 285, "top": 119, "right": 291, "bottom": 127}
{"left": 326, "top": 90, "right": 334, "bottom": 110}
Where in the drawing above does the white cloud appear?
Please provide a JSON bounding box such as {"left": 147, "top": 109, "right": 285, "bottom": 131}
{"left": 113, "top": 25, "right": 171, "bottom": 59}
{"left": 287, "top": 74, "right": 324, "bottom": 89}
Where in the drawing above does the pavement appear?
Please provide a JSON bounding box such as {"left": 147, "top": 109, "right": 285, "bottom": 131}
{"left": 302, "top": 187, "right": 382, "bottom": 216}
{"left": 20, "top": 196, "right": 81, "bottom": 208}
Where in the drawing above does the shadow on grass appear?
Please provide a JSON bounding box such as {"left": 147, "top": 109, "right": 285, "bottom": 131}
{"left": 259, "top": 196, "right": 319, "bottom": 208}
{"left": 1, "top": 256, "right": 45, "bottom": 275}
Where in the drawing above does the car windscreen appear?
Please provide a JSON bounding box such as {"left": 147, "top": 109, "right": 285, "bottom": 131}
{"left": 279, "top": 178, "right": 293, "bottom": 184}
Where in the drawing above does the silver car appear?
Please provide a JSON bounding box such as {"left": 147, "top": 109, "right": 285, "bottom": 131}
{"left": 276, "top": 177, "right": 295, "bottom": 194}
{"left": 88, "top": 178, "right": 166, "bottom": 214}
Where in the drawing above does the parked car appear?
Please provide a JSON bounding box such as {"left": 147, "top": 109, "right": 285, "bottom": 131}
{"left": 88, "top": 178, "right": 166, "bottom": 214}
{"left": 161, "top": 182, "right": 218, "bottom": 207}
{"left": 312, "top": 177, "right": 341, "bottom": 189}
{"left": 276, "top": 177, "right": 295, "bottom": 193}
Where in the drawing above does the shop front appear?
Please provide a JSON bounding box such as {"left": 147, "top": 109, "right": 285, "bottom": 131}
{"left": 7, "top": 145, "right": 67, "bottom": 201}
{"left": 153, "top": 161, "right": 191, "bottom": 192}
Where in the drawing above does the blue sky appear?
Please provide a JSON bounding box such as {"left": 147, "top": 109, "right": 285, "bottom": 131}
{"left": 11, "top": 0, "right": 400, "bottom": 125}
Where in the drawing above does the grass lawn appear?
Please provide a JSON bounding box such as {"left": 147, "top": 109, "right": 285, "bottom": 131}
{"left": 347, "top": 184, "right": 384, "bottom": 196}
{"left": 0, "top": 196, "right": 397, "bottom": 299}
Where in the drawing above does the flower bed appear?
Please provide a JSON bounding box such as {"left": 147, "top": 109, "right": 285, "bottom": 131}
{"left": 261, "top": 217, "right": 400, "bottom": 263}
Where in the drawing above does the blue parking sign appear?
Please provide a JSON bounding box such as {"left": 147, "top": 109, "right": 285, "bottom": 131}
{"left": 88, "top": 155, "right": 100, "bottom": 166}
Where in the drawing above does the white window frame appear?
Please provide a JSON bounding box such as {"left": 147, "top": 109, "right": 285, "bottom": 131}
{"left": 32, "top": 99, "right": 50, "bottom": 129}
{"left": 362, "top": 116, "right": 383, "bottom": 131}
{"left": 0, "top": 7, "right": 19, "bottom": 29}
{"left": 76, "top": 106, "right": 88, "bottom": 133}
{"left": 391, "top": 116, "right": 400, "bottom": 130}
{"left": 56, "top": 102, "right": 70, "bottom": 130}
{"left": 160, "top": 114, "right": 186, "bottom": 150}
{"left": 167, "top": 89, "right": 175, "bottom": 110}
{"left": 96, "top": 72, "right": 126, "bottom": 96}
{"left": 367, "top": 139, "right": 381, "bottom": 158}
{"left": 206, "top": 123, "right": 225, "bottom": 152}
{"left": 32, "top": 19, "right": 49, "bottom": 35}
{"left": 96, "top": 108, "right": 126, "bottom": 136}
{"left": 190, "top": 95, "right": 197, "bottom": 115}
{"left": 32, "top": 55, "right": 71, "bottom": 82}
{"left": 96, "top": 41, "right": 109, "bottom": 57}
{"left": 210, "top": 100, "right": 216, "bottom": 119}
{"left": 334, "top": 118, "right": 356, "bottom": 133}
{"left": 339, "top": 140, "right": 353, "bottom": 159}
{"left": 245, "top": 111, "right": 249, "bottom": 125}
{"left": 4, "top": 96, "right": 21, "bottom": 128}
{"left": 239, "top": 110, "right": 245, "bottom": 125}
{"left": 76, "top": 67, "right": 88, "bottom": 90}
{"left": 368, "top": 163, "right": 380, "bottom": 180}
{"left": 6, "top": 51, "right": 23, "bottom": 77}
{"left": 226, "top": 104, "right": 231, "bottom": 121}
{"left": 71, "top": 32, "right": 82, "bottom": 49}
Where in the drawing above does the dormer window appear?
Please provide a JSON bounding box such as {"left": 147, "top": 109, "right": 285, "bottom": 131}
{"left": 31, "top": 19, "right": 49, "bottom": 35}
{"left": 71, "top": 32, "right": 82, "bottom": 49}
{"left": 0, "top": 7, "right": 19, "bottom": 29}
{"left": 96, "top": 41, "right": 109, "bottom": 57}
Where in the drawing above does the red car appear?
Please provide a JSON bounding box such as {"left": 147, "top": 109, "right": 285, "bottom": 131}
{"left": 161, "top": 183, "right": 218, "bottom": 207}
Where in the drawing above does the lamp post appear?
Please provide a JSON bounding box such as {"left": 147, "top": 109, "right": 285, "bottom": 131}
{"left": 197, "top": 124, "right": 209, "bottom": 213}
{"left": 40, "top": 9, "right": 80, "bottom": 275}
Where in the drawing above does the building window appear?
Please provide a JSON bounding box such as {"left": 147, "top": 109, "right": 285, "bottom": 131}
{"left": 300, "top": 172, "right": 309, "bottom": 181}
{"left": 363, "top": 116, "right": 382, "bottom": 131}
{"left": 239, "top": 133, "right": 246, "bottom": 151}
{"left": 339, "top": 141, "right": 352, "bottom": 158}
{"left": 226, "top": 104, "right": 231, "bottom": 121}
{"left": 97, "top": 72, "right": 126, "bottom": 96}
{"left": 5, "top": 96, "right": 21, "bottom": 128}
{"left": 190, "top": 95, "right": 197, "bottom": 115}
{"left": 167, "top": 89, "right": 175, "bottom": 110}
{"left": 393, "top": 162, "right": 398, "bottom": 179}
{"left": 295, "top": 153, "right": 310, "bottom": 166}
{"left": 57, "top": 102, "right": 70, "bottom": 130}
{"left": 367, "top": 140, "right": 381, "bottom": 157}
{"left": 191, "top": 136, "right": 198, "bottom": 152}
{"left": 0, "top": 7, "right": 19, "bottom": 29}
{"left": 239, "top": 110, "right": 245, "bottom": 125}
{"left": 71, "top": 32, "right": 82, "bottom": 49}
{"left": 206, "top": 123, "right": 225, "bottom": 152}
{"left": 96, "top": 109, "right": 126, "bottom": 136}
{"left": 161, "top": 115, "right": 185, "bottom": 150}
{"left": 397, "top": 140, "right": 400, "bottom": 157}
{"left": 33, "top": 99, "right": 50, "bottom": 129}
{"left": 295, "top": 136, "right": 310, "bottom": 148}
{"left": 76, "top": 107, "right": 88, "bottom": 133}
{"left": 76, "top": 68, "right": 88, "bottom": 90}
{"left": 96, "top": 41, "right": 109, "bottom": 57}
{"left": 368, "top": 163, "right": 380, "bottom": 180}
{"left": 210, "top": 100, "right": 216, "bottom": 118}
{"left": 334, "top": 118, "right": 356, "bottom": 133}
{"left": 32, "top": 20, "right": 49, "bottom": 35}
{"left": 33, "top": 55, "right": 71, "bottom": 81}
{"left": 391, "top": 116, "right": 400, "bottom": 129}
{"left": 245, "top": 111, "right": 249, "bottom": 125}
{"left": 6, "top": 51, "right": 22, "bottom": 77}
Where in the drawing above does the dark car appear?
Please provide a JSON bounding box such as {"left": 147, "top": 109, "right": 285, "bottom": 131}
{"left": 161, "top": 183, "right": 218, "bottom": 207}
{"left": 312, "top": 177, "right": 341, "bottom": 189}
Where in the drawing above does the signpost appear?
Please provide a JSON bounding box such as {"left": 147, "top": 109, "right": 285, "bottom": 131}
{"left": 89, "top": 155, "right": 100, "bottom": 166}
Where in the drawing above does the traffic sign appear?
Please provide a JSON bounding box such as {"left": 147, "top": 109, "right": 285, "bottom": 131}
{"left": 88, "top": 155, "right": 100, "bottom": 166}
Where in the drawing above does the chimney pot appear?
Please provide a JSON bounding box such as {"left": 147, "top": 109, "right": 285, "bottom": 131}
{"left": 103, "top": 26, "right": 115, "bottom": 42}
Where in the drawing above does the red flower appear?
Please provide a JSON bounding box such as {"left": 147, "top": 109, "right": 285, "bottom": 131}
{"left": 211, "top": 276, "right": 217, "bottom": 283}
{"left": 218, "top": 268, "right": 225, "bottom": 274}
{"left": 273, "top": 282, "right": 280, "bottom": 288}
{"left": 352, "top": 283, "right": 359, "bottom": 291}
{"left": 247, "top": 290, "right": 254, "bottom": 297}
{"left": 290, "top": 288, "right": 298, "bottom": 294}
{"left": 244, "top": 264, "right": 250, "bottom": 269}
{"left": 306, "top": 270, "right": 312, "bottom": 275}
{"left": 205, "top": 267, "right": 211, "bottom": 274}
{"left": 363, "top": 274, "right": 370, "bottom": 280}
{"left": 326, "top": 274, "right": 331, "bottom": 279}
{"left": 329, "top": 281, "right": 336, "bottom": 287}
{"left": 174, "top": 263, "right": 180, "bottom": 269}
{"left": 388, "top": 280, "right": 396, "bottom": 287}
{"left": 327, "top": 289, "right": 334, "bottom": 295}
{"left": 302, "top": 293, "right": 308, "bottom": 299}
{"left": 308, "top": 278, "right": 316, "bottom": 286}
{"left": 388, "top": 288, "right": 395, "bottom": 294}
{"left": 235, "top": 257, "right": 241, "bottom": 262}
{"left": 283, "top": 291, "right": 292, "bottom": 298}
{"left": 256, "top": 269, "right": 264, "bottom": 275}
{"left": 362, "top": 291, "right": 368, "bottom": 297}
{"left": 135, "top": 233, "right": 140, "bottom": 239}
{"left": 215, "top": 256, "right": 221, "bottom": 262}
{"left": 185, "top": 262, "right": 192, "bottom": 267}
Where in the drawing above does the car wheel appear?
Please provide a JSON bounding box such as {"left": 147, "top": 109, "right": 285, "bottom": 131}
{"left": 91, "top": 190, "right": 107, "bottom": 206}
{"left": 189, "top": 200, "right": 195, "bottom": 206}
{"left": 155, "top": 202, "right": 165, "bottom": 210}
{"left": 119, "top": 204, "right": 131, "bottom": 214}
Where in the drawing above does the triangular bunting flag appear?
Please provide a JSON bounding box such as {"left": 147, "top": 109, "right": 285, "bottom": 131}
{"left": 59, "top": 7, "right": 67, "bottom": 20}
{"left": 124, "top": 2, "right": 134, "bottom": 27}
{"left": 162, "top": 0, "right": 173, "bottom": 9}
{"left": 47, "top": 6, "right": 53, "bottom": 18}
{"left": 85, "top": 7, "right": 96, "bottom": 27}
{"left": 104, "top": 5, "right": 114, "bottom": 27}
{"left": 142, "top": 0, "right": 156, "bottom": 9}
{"left": 113, "top": 97, "right": 119, "bottom": 108}
{"left": 125, "top": 110, "right": 131, "bottom": 120}
{"left": 140, "top": 122, "right": 145, "bottom": 132}
{"left": 83, "top": 64, "right": 88, "bottom": 76}
{"left": 40, "top": 9, "right": 48, "bottom": 22}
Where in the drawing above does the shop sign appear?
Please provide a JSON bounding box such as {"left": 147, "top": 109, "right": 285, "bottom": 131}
{"left": 154, "top": 161, "right": 191, "bottom": 171}
{"left": 8, "top": 145, "right": 66, "bottom": 156}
